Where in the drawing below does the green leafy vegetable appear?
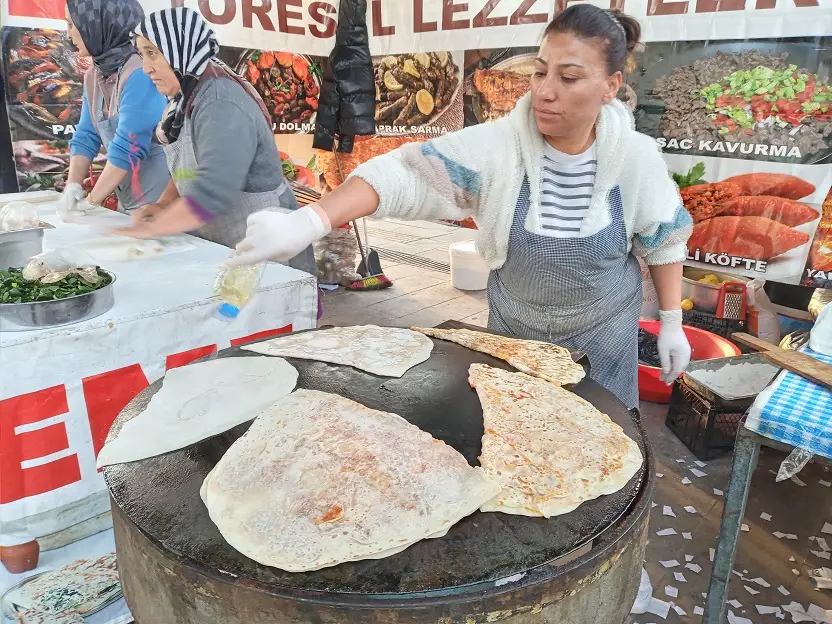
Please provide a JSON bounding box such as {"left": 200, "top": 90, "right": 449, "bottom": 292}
{"left": 281, "top": 158, "right": 297, "bottom": 181}
{"left": 0, "top": 268, "right": 112, "bottom": 304}
{"left": 672, "top": 162, "right": 707, "bottom": 189}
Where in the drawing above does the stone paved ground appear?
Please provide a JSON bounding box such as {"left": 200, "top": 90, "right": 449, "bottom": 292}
{"left": 321, "top": 218, "right": 832, "bottom": 623}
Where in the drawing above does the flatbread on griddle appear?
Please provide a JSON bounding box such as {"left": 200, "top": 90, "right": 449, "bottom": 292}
{"left": 413, "top": 327, "right": 585, "bottom": 386}
{"left": 468, "top": 364, "right": 643, "bottom": 518}
{"left": 242, "top": 326, "right": 433, "bottom": 377}
{"left": 201, "top": 389, "right": 500, "bottom": 572}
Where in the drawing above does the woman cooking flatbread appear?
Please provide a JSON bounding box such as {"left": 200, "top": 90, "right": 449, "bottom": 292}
{"left": 112, "top": 7, "right": 315, "bottom": 274}
{"left": 60, "top": 0, "right": 170, "bottom": 217}
{"left": 230, "top": 6, "right": 693, "bottom": 409}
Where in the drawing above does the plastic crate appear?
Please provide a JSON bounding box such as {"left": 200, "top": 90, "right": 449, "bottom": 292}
{"left": 682, "top": 310, "right": 745, "bottom": 344}
{"left": 665, "top": 380, "right": 749, "bottom": 461}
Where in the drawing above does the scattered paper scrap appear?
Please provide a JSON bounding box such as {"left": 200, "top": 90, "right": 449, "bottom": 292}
{"left": 651, "top": 502, "right": 658, "bottom": 508}
{"left": 744, "top": 585, "right": 760, "bottom": 595}
{"left": 694, "top": 460, "right": 707, "bottom": 467}
{"left": 656, "top": 473, "right": 664, "bottom": 478}
{"left": 761, "top": 512, "right": 772, "bottom": 521}
{"left": 682, "top": 477, "right": 692, "bottom": 485}
{"left": 810, "top": 550, "right": 831, "bottom": 560}
{"left": 818, "top": 537, "right": 831, "bottom": 552}
{"left": 822, "top": 522, "right": 832, "bottom": 535}
{"left": 661, "top": 559, "right": 680, "bottom": 568}
{"left": 673, "top": 604, "right": 687, "bottom": 616}
{"left": 657, "top": 528, "right": 677, "bottom": 536}
{"left": 663, "top": 505, "right": 676, "bottom": 518}
{"left": 686, "top": 563, "right": 702, "bottom": 573}
{"left": 806, "top": 604, "right": 832, "bottom": 622}
{"left": 676, "top": 459, "right": 686, "bottom": 463}
{"left": 674, "top": 572, "right": 687, "bottom": 583}
{"left": 790, "top": 557, "right": 796, "bottom": 562}
{"left": 710, "top": 548, "right": 715, "bottom": 562}
{"left": 749, "top": 577, "right": 770, "bottom": 588}
{"left": 714, "top": 488, "right": 723, "bottom": 496}
{"left": 694, "top": 606, "right": 704, "bottom": 616}
{"left": 793, "top": 569, "right": 801, "bottom": 576}
{"left": 684, "top": 506, "right": 697, "bottom": 514}
{"left": 791, "top": 475, "right": 807, "bottom": 487}
{"left": 778, "top": 585, "right": 790, "bottom": 596}
{"left": 647, "top": 598, "right": 672, "bottom": 619}
{"left": 741, "top": 524, "right": 750, "bottom": 532}
{"left": 683, "top": 532, "right": 692, "bottom": 540}
{"left": 691, "top": 468, "right": 708, "bottom": 478}
{"left": 685, "top": 554, "right": 694, "bottom": 562}
{"left": 757, "top": 605, "right": 781, "bottom": 615}
{"left": 665, "top": 585, "right": 678, "bottom": 598}
{"left": 785, "top": 533, "right": 798, "bottom": 540}
{"left": 728, "top": 611, "right": 754, "bottom": 624}
{"left": 733, "top": 570, "right": 746, "bottom": 579}
{"left": 820, "top": 480, "right": 831, "bottom": 487}
{"left": 774, "top": 531, "right": 787, "bottom": 538}
{"left": 728, "top": 599, "right": 742, "bottom": 609}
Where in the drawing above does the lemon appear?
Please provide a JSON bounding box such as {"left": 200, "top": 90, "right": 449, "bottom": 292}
{"left": 435, "top": 51, "right": 449, "bottom": 67}
{"left": 414, "top": 52, "right": 431, "bottom": 69}
{"left": 403, "top": 59, "right": 421, "bottom": 78}
{"left": 381, "top": 56, "right": 398, "bottom": 68}
{"left": 383, "top": 70, "right": 404, "bottom": 91}
{"left": 416, "top": 89, "right": 434, "bottom": 115}
{"left": 681, "top": 299, "right": 694, "bottom": 311}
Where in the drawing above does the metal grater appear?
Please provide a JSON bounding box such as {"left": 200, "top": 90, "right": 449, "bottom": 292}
{"left": 721, "top": 292, "right": 744, "bottom": 319}
{"left": 716, "top": 283, "right": 747, "bottom": 321}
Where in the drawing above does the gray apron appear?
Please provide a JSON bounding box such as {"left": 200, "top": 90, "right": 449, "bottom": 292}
{"left": 488, "top": 178, "right": 643, "bottom": 408}
{"left": 162, "top": 107, "right": 316, "bottom": 274}
{"left": 88, "top": 56, "right": 170, "bottom": 212}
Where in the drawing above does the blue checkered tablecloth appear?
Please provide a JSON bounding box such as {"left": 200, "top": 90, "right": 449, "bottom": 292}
{"left": 745, "top": 347, "right": 832, "bottom": 460}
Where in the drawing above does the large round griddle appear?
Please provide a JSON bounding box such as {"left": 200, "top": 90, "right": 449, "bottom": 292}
{"left": 104, "top": 324, "right": 648, "bottom": 599}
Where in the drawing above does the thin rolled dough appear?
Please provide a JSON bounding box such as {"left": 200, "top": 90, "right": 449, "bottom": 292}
{"left": 242, "top": 326, "right": 433, "bottom": 377}
{"left": 97, "top": 357, "right": 298, "bottom": 467}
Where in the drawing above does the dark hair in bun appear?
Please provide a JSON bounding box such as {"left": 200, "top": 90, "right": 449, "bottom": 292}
{"left": 544, "top": 5, "right": 642, "bottom": 75}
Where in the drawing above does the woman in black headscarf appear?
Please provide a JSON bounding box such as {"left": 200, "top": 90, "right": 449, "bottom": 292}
{"left": 60, "top": 0, "right": 170, "bottom": 219}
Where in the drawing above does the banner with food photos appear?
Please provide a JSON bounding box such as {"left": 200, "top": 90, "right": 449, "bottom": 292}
{"left": 2, "top": 0, "right": 831, "bottom": 288}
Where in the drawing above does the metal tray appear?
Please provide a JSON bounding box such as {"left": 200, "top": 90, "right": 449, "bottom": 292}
{"left": 0, "top": 270, "right": 116, "bottom": 332}
{"left": 682, "top": 352, "right": 781, "bottom": 403}
{"left": 1, "top": 569, "right": 123, "bottom": 620}
{"left": 0, "top": 223, "right": 54, "bottom": 269}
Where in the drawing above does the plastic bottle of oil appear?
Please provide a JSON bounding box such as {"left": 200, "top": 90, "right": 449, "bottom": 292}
{"left": 213, "top": 254, "right": 265, "bottom": 321}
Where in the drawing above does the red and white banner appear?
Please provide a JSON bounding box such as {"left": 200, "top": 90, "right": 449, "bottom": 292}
{"left": 3, "top": 0, "right": 831, "bottom": 53}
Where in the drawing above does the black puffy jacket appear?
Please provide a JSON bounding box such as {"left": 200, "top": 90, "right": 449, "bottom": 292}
{"left": 312, "top": 0, "right": 376, "bottom": 153}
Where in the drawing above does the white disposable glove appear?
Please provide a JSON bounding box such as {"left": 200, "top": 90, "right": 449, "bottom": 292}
{"left": 657, "top": 309, "right": 692, "bottom": 384}
{"left": 228, "top": 205, "right": 331, "bottom": 266}
{"left": 57, "top": 183, "right": 86, "bottom": 221}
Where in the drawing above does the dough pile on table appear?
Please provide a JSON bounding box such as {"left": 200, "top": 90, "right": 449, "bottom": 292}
{"left": 201, "top": 389, "right": 500, "bottom": 572}
{"left": 97, "top": 357, "right": 298, "bottom": 467}
{"left": 468, "top": 364, "right": 643, "bottom": 518}
{"left": 242, "top": 325, "right": 433, "bottom": 377}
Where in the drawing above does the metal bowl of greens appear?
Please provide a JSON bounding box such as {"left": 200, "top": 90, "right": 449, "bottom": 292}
{"left": 0, "top": 267, "right": 115, "bottom": 331}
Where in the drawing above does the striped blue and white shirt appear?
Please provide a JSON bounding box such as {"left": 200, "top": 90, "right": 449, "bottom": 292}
{"left": 531, "top": 142, "right": 597, "bottom": 238}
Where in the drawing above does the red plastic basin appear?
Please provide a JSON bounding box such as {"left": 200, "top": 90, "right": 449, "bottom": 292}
{"left": 638, "top": 320, "right": 741, "bottom": 404}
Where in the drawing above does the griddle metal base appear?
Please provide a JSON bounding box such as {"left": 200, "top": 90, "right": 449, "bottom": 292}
{"left": 114, "top": 502, "right": 647, "bottom": 624}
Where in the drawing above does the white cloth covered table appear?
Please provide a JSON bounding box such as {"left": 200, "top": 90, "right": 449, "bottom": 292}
{"left": 0, "top": 201, "right": 317, "bottom": 581}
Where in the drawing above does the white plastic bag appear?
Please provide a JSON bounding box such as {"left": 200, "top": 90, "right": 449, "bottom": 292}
{"left": 746, "top": 279, "right": 781, "bottom": 344}
{"left": 0, "top": 201, "right": 40, "bottom": 232}
{"left": 809, "top": 304, "right": 832, "bottom": 356}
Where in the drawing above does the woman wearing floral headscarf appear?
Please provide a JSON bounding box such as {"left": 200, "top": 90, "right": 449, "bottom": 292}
{"left": 114, "top": 7, "right": 315, "bottom": 275}
{"left": 61, "top": 0, "right": 170, "bottom": 218}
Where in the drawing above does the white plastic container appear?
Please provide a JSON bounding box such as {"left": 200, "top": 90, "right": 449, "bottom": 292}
{"left": 449, "top": 240, "right": 488, "bottom": 291}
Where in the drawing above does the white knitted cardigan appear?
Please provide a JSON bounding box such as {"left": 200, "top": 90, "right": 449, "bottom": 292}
{"left": 351, "top": 93, "right": 692, "bottom": 269}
